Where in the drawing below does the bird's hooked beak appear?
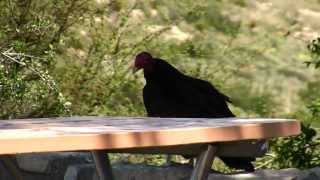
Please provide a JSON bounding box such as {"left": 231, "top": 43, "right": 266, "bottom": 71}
{"left": 132, "top": 64, "right": 141, "bottom": 74}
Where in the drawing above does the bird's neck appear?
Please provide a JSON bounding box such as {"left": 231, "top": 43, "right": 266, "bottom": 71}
{"left": 143, "top": 58, "right": 184, "bottom": 84}
{"left": 144, "top": 69, "right": 183, "bottom": 85}
{"left": 144, "top": 70, "right": 157, "bottom": 83}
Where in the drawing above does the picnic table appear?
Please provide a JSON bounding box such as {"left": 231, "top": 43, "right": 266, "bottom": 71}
{"left": 0, "top": 117, "right": 300, "bottom": 180}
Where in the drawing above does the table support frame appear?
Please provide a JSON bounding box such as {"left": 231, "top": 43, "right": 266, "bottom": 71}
{"left": 91, "top": 150, "right": 114, "bottom": 180}
{"left": 190, "top": 145, "right": 217, "bottom": 180}
{"left": 92, "top": 144, "right": 218, "bottom": 180}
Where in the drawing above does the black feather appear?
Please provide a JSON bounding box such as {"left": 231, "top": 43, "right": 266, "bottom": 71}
{"left": 142, "top": 58, "right": 255, "bottom": 171}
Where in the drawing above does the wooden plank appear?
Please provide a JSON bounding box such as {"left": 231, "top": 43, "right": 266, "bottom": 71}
{"left": 91, "top": 151, "right": 114, "bottom": 180}
{"left": 0, "top": 117, "right": 300, "bottom": 155}
{"left": 190, "top": 145, "right": 217, "bottom": 180}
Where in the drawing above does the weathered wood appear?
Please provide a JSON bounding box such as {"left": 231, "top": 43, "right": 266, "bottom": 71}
{"left": 91, "top": 151, "right": 114, "bottom": 180}
{"left": 0, "top": 117, "right": 300, "bottom": 155}
{"left": 190, "top": 145, "right": 217, "bottom": 180}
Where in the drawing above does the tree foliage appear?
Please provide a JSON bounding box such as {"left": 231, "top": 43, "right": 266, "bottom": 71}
{"left": 0, "top": 0, "right": 320, "bottom": 169}
{"left": 256, "top": 38, "right": 320, "bottom": 169}
{"left": 0, "top": 0, "right": 88, "bottom": 118}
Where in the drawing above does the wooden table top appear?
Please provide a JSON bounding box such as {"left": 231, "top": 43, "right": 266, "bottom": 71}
{"left": 0, "top": 117, "right": 300, "bottom": 155}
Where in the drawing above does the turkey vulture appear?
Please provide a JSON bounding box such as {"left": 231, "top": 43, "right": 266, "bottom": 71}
{"left": 133, "top": 51, "right": 255, "bottom": 172}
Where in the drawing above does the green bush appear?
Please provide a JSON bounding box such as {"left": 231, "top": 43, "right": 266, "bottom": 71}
{"left": 1, "top": 0, "right": 320, "bottom": 170}
{"left": 257, "top": 123, "right": 319, "bottom": 169}
{"left": 257, "top": 38, "right": 320, "bottom": 169}
{"left": 0, "top": 0, "right": 91, "bottom": 118}
{"left": 306, "top": 38, "right": 320, "bottom": 68}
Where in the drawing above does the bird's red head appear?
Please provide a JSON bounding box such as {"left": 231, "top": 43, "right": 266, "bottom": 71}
{"left": 133, "top": 51, "right": 154, "bottom": 73}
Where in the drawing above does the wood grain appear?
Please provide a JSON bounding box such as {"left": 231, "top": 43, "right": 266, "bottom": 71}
{"left": 0, "top": 117, "right": 300, "bottom": 155}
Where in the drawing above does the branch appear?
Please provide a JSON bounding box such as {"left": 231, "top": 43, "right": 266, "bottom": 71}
{"left": 0, "top": 50, "right": 55, "bottom": 90}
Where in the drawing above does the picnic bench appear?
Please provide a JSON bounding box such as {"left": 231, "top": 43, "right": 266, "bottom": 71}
{"left": 0, "top": 117, "right": 300, "bottom": 180}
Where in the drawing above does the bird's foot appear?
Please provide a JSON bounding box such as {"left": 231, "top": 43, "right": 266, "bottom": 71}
{"left": 163, "top": 161, "right": 194, "bottom": 169}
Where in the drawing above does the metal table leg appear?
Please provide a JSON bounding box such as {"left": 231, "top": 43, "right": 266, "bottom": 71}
{"left": 190, "top": 145, "right": 217, "bottom": 180}
{"left": 91, "top": 150, "right": 114, "bottom": 180}
{"left": 1, "top": 155, "right": 23, "bottom": 180}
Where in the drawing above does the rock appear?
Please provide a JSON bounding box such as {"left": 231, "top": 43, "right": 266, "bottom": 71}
{"left": 308, "top": 167, "right": 320, "bottom": 178}
{"left": 64, "top": 163, "right": 313, "bottom": 180}
{"left": 112, "top": 163, "right": 192, "bottom": 180}
{"left": 11, "top": 153, "right": 320, "bottom": 180}
{"left": 65, "top": 162, "right": 193, "bottom": 180}
{"left": 297, "top": 167, "right": 320, "bottom": 180}
{"left": 302, "top": 172, "right": 319, "bottom": 180}
{"left": 209, "top": 168, "right": 301, "bottom": 180}
{"left": 16, "top": 152, "right": 92, "bottom": 173}
{"left": 64, "top": 164, "right": 97, "bottom": 180}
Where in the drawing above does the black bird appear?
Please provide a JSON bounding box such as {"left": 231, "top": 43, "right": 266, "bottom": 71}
{"left": 133, "top": 51, "right": 255, "bottom": 172}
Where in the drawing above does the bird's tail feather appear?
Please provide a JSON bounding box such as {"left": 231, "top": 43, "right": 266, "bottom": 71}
{"left": 219, "top": 157, "right": 255, "bottom": 172}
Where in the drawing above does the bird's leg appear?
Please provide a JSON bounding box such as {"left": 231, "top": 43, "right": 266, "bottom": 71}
{"left": 164, "top": 154, "right": 172, "bottom": 166}
{"left": 188, "top": 158, "right": 195, "bottom": 167}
